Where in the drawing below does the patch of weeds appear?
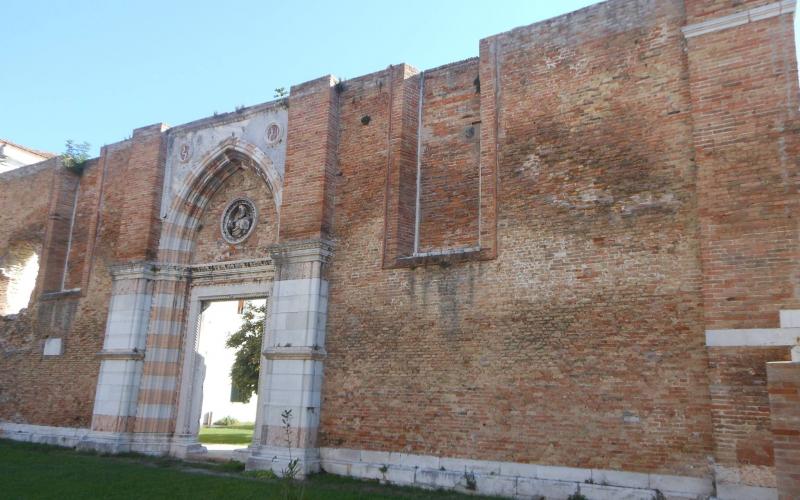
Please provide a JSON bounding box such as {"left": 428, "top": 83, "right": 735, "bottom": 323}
{"left": 463, "top": 468, "right": 477, "bottom": 491}
{"left": 567, "top": 488, "right": 588, "bottom": 500}
{"left": 62, "top": 140, "right": 90, "bottom": 174}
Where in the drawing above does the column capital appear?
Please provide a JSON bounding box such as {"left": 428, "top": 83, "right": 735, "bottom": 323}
{"left": 268, "top": 239, "right": 333, "bottom": 266}
{"left": 109, "top": 261, "right": 157, "bottom": 281}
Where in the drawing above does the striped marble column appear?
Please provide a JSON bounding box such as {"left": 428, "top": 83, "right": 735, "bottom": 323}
{"left": 247, "top": 239, "right": 332, "bottom": 475}
{"left": 130, "top": 265, "right": 190, "bottom": 454}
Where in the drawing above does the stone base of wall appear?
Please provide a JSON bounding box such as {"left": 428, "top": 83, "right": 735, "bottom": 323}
{"left": 1, "top": 423, "right": 173, "bottom": 457}
{"left": 319, "top": 447, "right": 714, "bottom": 500}
{"left": 714, "top": 465, "right": 778, "bottom": 500}
{"left": 4, "top": 423, "right": 780, "bottom": 499}
{"left": 246, "top": 444, "right": 321, "bottom": 477}
{"left": 0, "top": 422, "right": 90, "bottom": 448}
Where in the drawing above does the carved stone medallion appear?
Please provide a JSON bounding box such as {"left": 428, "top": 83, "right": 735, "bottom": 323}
{"left": 221, "top": 198, "right": 257, "bottom": 244}
{"left": 265, "top": 122, "right": 283, "bottom": 145}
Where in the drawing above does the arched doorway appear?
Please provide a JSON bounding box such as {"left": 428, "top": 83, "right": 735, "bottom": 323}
{"left": 88, "top": 138, "right": 282, "bottom": 458}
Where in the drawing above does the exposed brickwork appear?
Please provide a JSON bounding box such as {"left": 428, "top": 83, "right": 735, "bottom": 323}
{"left": 116, "top": 124, "right": 168, "bottom": 262}
{"left": 686, "top": 0, "right": 778, "bottom": 23}
{"left": 767, "top": 361, "right": 800, "bottom": 499}
{"left": 280, "top": 76, "right": 339, "bottom": 242}
{"left": 708, "top": 347, "right": 790, "bottom": 487}
{"left": 191, "top": 166, "right": 278, "bottom": 264}
{"left": 688, "top": 13, "right": 800, "bottom": 330}
{"left": 323, "top": 0, "right": 713, "bottom": 477}
{"left": 417, "top": 59, "right": 481, "bottom": 252}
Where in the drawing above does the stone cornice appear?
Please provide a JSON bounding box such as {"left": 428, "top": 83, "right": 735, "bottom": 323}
{"left": 97, "top": 349, "right": 146, "bottom": 360}
{"left": 682, "top": 0, "right": 795, "bottom": 38}
{"left": 263, "top": 346, "right": 327, "bottom": 361}
{"left": 268, "top": 239, "right": 334, "bottom": 265}
{"left": 188, "top": 257, "right": 274, "bottom": 283}
{"left": 110, "top": 257, "right": 276, "bottom": 283}
{"left": 109, "top": 262, "right": 157, "bottom": 281}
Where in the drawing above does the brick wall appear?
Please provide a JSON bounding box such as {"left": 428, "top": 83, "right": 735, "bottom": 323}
{"left": 708, "top": 347, "right": 791, "bottom": 488}
{"left": 191, "top": 166, "right": 278, "bottom": 264}
{"left": 0, "top": 127, "right": 168, "bottom": 427}
{"left": 687, "top": 11, "right": 800, "bottom": 330}
{"left": 767, "top": 361, "right": 800, "bottom": 499}
{"left": 0, "top": 0, "right": 796, "bottom": 493}
{"left": 417, "top": 59, "right": 481, "bottom": 252}
{"left": 322, "top": 0, "right": 714, "bottom": 476}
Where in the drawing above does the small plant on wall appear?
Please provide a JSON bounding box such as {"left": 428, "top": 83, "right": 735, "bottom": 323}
{"left": 61, "top": 140, "right": 91, "bottom": 174}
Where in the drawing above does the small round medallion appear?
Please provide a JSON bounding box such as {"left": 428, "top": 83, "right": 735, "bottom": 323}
{"left": 221, "top": 198, "right": 257, "bottom": 244}
{"left": 265, "top": 122, "right": 283, "bottom": 145}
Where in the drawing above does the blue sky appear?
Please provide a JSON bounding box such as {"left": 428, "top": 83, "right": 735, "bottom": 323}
{"left": 2, "top": 1, "right": 797, "bottom": 156}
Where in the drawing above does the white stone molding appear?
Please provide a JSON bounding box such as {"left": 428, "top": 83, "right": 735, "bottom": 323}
{"left": 705, "top": 309, "right": 800, "bottom": 348}
{"left": 705, "top": 328, "right": 800, "bottom": 347}
{"left": 0, "top": 423, "right": 90, "bottom": 448}
{"left": 319, "top": 447, "right": 715, "bottom": 499}
{"left": 682, "top": 0, "right": 796, "bottom": 38}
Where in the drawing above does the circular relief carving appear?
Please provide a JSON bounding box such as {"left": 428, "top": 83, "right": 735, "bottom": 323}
{"left": 221, "top": 198, "right": 258, "bottom": 244}
{"left": 178, "top": 142, "right": 192, "bottom": 163}
{"left": 265, "top": 122, "right": 283, "bottom": 145}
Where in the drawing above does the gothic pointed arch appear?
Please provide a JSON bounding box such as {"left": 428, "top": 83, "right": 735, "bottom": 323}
{"left": 159, "top": 138, "right": 282, "bottom": 264}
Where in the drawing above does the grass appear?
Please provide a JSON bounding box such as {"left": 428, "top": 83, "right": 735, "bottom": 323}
{"left": 198, "top": 423, "right": 254, "bottom": 445}
{"left": 0, "top": 439, "right": 503, "bottom": 499}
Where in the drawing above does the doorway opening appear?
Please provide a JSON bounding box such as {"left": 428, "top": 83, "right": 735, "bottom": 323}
{"left": 195, "top": 298, "right": 267, "bottom": 452}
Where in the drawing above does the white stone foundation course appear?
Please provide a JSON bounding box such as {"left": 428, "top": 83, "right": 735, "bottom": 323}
{"left": 319, "top": 447, "right": 714, "bottom": 499}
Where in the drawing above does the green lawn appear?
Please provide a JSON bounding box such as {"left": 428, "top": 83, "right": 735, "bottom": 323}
{"left": 199, "top": 423, "right": 254, "bottom": 445}
{"left": 0, "top": 439, "right": 501, "bottom": 499}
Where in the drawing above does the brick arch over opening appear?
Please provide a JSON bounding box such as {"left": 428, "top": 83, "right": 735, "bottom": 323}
{"left": 159, "top": 138, "right": 282, "bottom": 264}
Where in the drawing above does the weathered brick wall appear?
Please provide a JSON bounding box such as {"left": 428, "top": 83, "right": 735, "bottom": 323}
{"left": 417, "top": 59, "right": 481, "bottom": 252}
{"left": 0, "top": 127, "right": 167, "bottom": 427}
{"left": 708, "top": 347, "right": 791, "bottom": 488}
{"left": 0, "top": 160, "right": 56, "bottom": 310}
{"left": 280, "top": 76, "right": 339, "bottom": 242}
{"left": 686, "top": 0, "right": 777, "bottom": 23}
{"left": 0, "top": 157, "right": 105, "bottom": 426}
{"left": 687, "top": 11, "right": 800, "bottom": 330}
{"left": 767, "top": 361, "right": 800, "bottom": 499}
{"left": 191, "top": 166, "right": 278, "bottom": 264}
{"left": 0, "top": 0, "right": 796, "bottom": 491}
{"left": 322, "top": 0, "right": 713, "bottom": 476}
{"left": 684, "top": 0, "right": 800, "bottom": 490}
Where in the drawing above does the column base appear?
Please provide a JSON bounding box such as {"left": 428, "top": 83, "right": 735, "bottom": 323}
{"left": 127, "top": 433, "right": 172, "bottom": 455}
{"left": 246, "top": 445, "right": 320, "bottom": 477}
{"left": 77, "top": 431, "right": 133, "bottom": 454}
{"left": 170, "top": 435, "right": 207, "bottom": 459}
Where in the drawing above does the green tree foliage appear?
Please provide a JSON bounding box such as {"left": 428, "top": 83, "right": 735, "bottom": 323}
{"left": 226, "top": 303, "right": 265, "bottom": 403}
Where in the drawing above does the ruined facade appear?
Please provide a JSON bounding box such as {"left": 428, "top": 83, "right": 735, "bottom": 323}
{"left": 2, "top": 0, "right": 800, "bottom": 498}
